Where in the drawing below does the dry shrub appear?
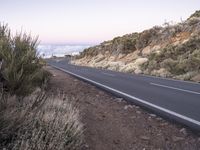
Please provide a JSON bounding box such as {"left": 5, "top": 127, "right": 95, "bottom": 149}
{"left": 187, "top": 17, "right": 200, "bottom": 26}
{"left": 0, "top": 23, "right": 51, "bottom": 96}
{"left": 111, "top": 33, "right": 138, "bottom": 54}
{"left": 142, "top": 35, "right": 200, "bottom": 77}
{"left": 0, "top": 91, "right": 83, "bottom": 150}
{"left": 188, "top": 10, "right": 200, "bottom": 19}
{"left": 136, "top": 27, "right": 160, "bottom": 50}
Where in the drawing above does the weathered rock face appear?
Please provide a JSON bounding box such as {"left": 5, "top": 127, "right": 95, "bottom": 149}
{"left": 73, "top": 11, "right": 200, "bottom": 82}
{"left": 142, "top": 45, "right": 161, "bottom": 56}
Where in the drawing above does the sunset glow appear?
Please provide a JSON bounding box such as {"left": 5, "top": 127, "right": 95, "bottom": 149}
{"left": 1, "top": 0, "right": 200, "bottom": 44}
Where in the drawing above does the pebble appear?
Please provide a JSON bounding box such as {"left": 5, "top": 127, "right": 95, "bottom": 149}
{"left": 102, "top": 114, "right": 106, "bottom": 118}
{"left": 116, "top": 98, "right": 123, "bottom": 102}
{"left": 160, "top": 122, "right": 168, "bottom": 126}
{"left": 83, "top": 144, "right": 89, "bottom": 149}
{"left": 124, "top": 105, "right": 128, "bottom": 110}
{"left": 150, "top": 114, "right": 156, "bottom": 117}
{"left": 172, "top": 136, "right": 184, "bottom": 142}
{"left": 136, "top": 110, "right": 141, "bottom": 114}
{"left": 180, "top": 128, "right": 187, "bottom": 136}
{"left": 124, "top": 105, "right": 132, "bottom": 110}
{"left": 113, "top": 139, "right": 120, "bottom": 144}
{"left": 140, "top": 136, "right": 150, "bottom": 140}
{"left": 198, "top": 137, "right": 200, "bottom": 142}
{"left": 156, "top": 117, "right": 163, "bottom": 121}
{"left": 131, "top": 116, "right": 136, "bottom": 119}
{"left": 135, "top": 106, "right": 140, "bottom": 109}
{"left": 98, "top": 114, "right": 106, "bottom": 121}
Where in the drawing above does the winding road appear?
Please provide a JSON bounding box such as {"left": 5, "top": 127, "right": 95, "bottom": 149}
{"left": 48, "top": 59, "right": 200, "bottom": 131}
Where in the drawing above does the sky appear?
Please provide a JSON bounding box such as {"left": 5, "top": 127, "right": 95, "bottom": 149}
{"left": 0, "top": 0, "right": 200, "bottom": 44}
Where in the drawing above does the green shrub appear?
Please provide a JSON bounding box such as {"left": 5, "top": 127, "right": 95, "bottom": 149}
{"left": 0, "top": 24, "right": 51, "bottom": 96}
{"left": 184, "top": 49, "right": 200, "bottom": 72}
{"left": 188, "top": 10, "right": 200, "bottom": 19}
{"left": 136, "top": 27, "right": 160, "bottom": 50}
{"left": 161, "top": 58, "right": 185, "bottom": 75}
{"left": 122, "top": 37, "right": 137, "bottom": 53}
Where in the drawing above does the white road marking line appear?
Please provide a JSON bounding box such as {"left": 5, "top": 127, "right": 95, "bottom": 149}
{"left": 102, "top": 72, "right": 115, "bottom": 77}
{"left": 51, "top": 64, "right": 200, "bottom": 127}
{"left": 150, "top": 82, "right": 200, "bottom": 95}
{"left": 140, "top": 74, "right": 200, "bottom": 85}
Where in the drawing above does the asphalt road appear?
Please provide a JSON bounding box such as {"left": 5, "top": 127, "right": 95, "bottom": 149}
{"left": 48, "top": 59, "right": 200, "bottom": 131}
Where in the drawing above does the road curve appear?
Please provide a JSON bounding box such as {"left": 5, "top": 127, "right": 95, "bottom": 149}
{"left": 48, "top": 59, "right": 200, "bottom": 131}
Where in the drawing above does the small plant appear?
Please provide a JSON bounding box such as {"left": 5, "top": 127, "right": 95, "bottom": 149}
{"left": 188, "top": 10, "right": 200, "bottom": 19}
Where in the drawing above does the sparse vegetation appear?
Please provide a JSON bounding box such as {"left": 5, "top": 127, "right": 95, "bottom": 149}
{"left": 0, "top": 24, "right": 83, "bottom": 150}
{"left": 136, "top": 27, "right": 160, "bottom": 50}
{"left": 78, "top": 33, "right": 139, "bottom": 58}
{"left": 142, "top": 35, "right": 200, "bottom": 79}
{"left": 188, "top": 10, "right": 200, "bottom": 19}
{"left": 0, "top": 91, "right": 83, "bottom": 150}
{"left": 73, "top": 10, "right": 200, "bottom": 82}
{"left": 111, "top": 33, "right": 138, "bottom": 54}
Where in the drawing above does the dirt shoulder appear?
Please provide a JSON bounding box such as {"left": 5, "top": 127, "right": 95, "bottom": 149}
{"left": 47, "top": 66, "right": 200, "bottom": 150}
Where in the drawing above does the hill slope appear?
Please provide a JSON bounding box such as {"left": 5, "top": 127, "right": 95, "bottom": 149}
{"left": 72, "top": 11, "right": 200, "bottom": 82}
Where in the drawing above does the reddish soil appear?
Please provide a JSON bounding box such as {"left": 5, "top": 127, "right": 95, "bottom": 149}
{"left": 47, "top": 66, "right": 200, "bottom": 150}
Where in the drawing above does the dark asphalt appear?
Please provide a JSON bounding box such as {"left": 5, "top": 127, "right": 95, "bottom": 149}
{"left": 48, "top": 59, "right": 200, "bottom": 131}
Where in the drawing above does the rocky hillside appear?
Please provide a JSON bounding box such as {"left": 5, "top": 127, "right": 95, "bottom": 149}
{"left": 72, "top": 11, "right": 200, "bottom": 82}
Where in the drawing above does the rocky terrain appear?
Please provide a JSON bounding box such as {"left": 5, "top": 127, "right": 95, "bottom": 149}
{"left": 72, "top": 11, "right": 200, "bottom": 82}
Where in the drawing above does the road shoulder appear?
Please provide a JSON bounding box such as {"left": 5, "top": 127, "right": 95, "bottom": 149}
{"left": 47, "top": 66, "right": 200, "bottom": 150}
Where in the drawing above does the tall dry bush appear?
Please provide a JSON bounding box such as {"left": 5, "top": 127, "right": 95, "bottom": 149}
{"left": 0, "top": 23, "right": 51, "bottom": 96}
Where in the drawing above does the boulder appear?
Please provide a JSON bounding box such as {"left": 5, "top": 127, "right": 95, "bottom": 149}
{"left": 151, "top": 68, "right": 171, "bottom": 77}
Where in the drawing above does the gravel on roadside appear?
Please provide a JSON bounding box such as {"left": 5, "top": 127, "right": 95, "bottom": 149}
{"left": 47, "top": 66, "right": 200, "bottom": 150}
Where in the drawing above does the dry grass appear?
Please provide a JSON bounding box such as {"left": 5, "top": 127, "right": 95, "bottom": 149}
{"left": 0, "top": 90, "right": 83, "bottom": 150}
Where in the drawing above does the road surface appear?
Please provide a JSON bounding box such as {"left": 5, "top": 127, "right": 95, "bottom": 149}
{"left": 48, "top": 59, "right": 200, "bottom": 131}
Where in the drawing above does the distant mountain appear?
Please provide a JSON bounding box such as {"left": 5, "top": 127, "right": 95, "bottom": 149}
{"left": 72, "top": 11, "right": 200, "bottom": 82}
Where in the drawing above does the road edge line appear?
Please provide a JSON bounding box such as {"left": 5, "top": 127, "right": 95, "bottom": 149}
{"left": 50, "top": 64, "right": 200, "bottom": 130}
{"left": 150, "top": 82, "right": 200, "bottom": 95}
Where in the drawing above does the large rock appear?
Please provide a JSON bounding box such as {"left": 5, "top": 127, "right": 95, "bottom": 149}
{"left": 94, "top": 54, "right": 105, "bottom": 63}
{"left": 142, "top": 45, "right": 161, "bottom": 56}
{"left": 134, "top": 58, "right": 148, "bottom": 66}
{"left": 142, "top": 46, "right": 151, "bottom": 56}
{"left": 151, "top": 68, "right": 171, "bottom": 77}
{"left": 191, "top": 74, "right": 200, "bottom": 82}
{"left": 119, "top": 58, "right": 148, "bottom": 74}
{"left": 107, "top": 61, "right": 125, "bottom": 71}
{"left": 119, "top": 63, "right": 135, "bottom": 73}
{"left": 134, "top": 57, "right": 148, "bottom": 74}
